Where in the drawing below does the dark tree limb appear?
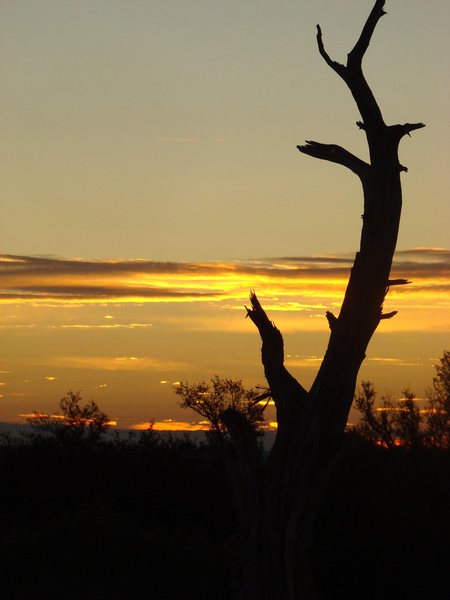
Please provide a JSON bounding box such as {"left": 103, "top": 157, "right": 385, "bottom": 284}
{"left": 317, "top": 0, "right": 387, "bottom": 82}
{"left": 316, "top": 25, "right": 346, "bottom": 78}
{"left": 316, "top": 2, "right": 390, "bottom": 162}
{"left": 325, "top": 311, "right": 338, "bottom": 331}
{"left": 380, "top": 310, "right": 398, "bottom": 320}
{"left": 245, "top": 291, "right": 283, "bottom": 366}
{"left": 245, "top": 292, "right": 308, "bottom": 428}
{"left": 388, "top": 279, "right": 411, "bottom": 286}
{"left": 297, "top": 141, "right": 370, "bottom": 180}
{"left": 347, "top": 0, "right": 387, "bottom": 68}
{"left": 389, "top": 122, "right": 426, "bottom": 142}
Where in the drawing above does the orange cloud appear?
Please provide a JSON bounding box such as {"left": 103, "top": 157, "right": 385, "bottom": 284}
{"left": 52, "top": 323, "right": 153, "bottom": 329}
{"left": 19, "top": 413, "right": 117, "bottom": 426}
{"left": 0, "top": 250, "right": 448, "bottom": 334}
{"left": 0, "top": 249, "right": 447, "bottom": 303}
{"left": 130, "top": 419, "right": 278, "bottom": 432}
{"left": 40, "top": 356, "right": 190, "bottom": 372}
{"left": 131, "top": 420, "right": 211, "bottom": 431}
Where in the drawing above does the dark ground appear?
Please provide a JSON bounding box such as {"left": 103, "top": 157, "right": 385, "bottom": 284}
{"left": 0, "top": 430, "right": 448, "bottom": 599}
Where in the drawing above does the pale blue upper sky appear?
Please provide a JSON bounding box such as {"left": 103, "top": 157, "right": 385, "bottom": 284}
{"left": 1, "top": 0, "right": 449, "bottom": 260}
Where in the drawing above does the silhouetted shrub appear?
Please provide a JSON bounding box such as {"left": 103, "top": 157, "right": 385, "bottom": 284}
{"left": 26, "top": 390, "right": 110, "bottom": 446}
{"left": 355, "top": 351, "right": 450, "bottom": 449}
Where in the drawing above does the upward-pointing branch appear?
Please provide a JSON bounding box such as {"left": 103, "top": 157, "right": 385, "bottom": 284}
{"left": 348, "top": 0, "right": 387, "bottom": 68}
{"left": 316, "top": 25, "right": 346, "bottom": 78}
{"left": 245, "top": 292, "right": 308, "bottom": 426}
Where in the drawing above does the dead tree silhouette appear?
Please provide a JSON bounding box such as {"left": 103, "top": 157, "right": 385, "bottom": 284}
{"left": 221, "top": 1, "right": 425, "bottom": 598}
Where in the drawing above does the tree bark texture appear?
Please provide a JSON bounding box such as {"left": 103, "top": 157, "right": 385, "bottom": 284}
{"left": 226, "top": 2, "right": 424, "bottom": 598}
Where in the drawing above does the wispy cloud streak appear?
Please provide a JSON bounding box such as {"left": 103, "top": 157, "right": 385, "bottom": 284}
{"left": 0, "top": 248, "right": 448, "bottom": 305}
{"left": 39, "top": 356, "right": 190, "bottom": 372}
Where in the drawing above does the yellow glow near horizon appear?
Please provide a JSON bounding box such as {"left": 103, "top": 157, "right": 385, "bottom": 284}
{"left": 0, "top": 252, "right": 448, "bottom": 334}
{"left": 19, "top": 413, "right": 118, "bottom": 427}
{"left": 129, "top": 419, "right": 278, "bottom": 432}
{"left": 0, "top": 250, "right": 448, "bottom": 427}
{"left": 131, "top": 420, "right": 211, "bottom": 432}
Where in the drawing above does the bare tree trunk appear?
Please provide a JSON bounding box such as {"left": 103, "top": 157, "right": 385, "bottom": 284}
{"left": 223, "top": 2, "right": 424, "bottom": 598}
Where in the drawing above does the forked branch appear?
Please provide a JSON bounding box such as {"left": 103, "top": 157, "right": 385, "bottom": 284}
{"left": 389, "top": 122, "right": 426, "bottom": 142}
{"left": 316, "top": 0, "right": 386, "bottom": 76}
{"left": 316, "top": 1, "right": 387, "bottom": 150}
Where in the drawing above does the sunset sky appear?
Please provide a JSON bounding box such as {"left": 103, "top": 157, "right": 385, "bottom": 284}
{"left": 1, "top": 1, "right": 449, "bottom": 430}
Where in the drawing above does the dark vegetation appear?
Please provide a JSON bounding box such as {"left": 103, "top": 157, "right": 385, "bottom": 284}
{"left": 0, "top": 353, "right": 448, "bottom": 599}
{"left": 0, "top": 423, "right": 233, "bottom": 599}
{"left": 175, "top": 376, "right": 268, "bottom": 446}
{"left": 355, "top": 351, "right": 450, "bottom": 450}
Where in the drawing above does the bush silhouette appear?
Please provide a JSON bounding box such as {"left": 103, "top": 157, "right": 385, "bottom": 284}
{"left": 355, "top": 351, "right": 450, "bottom": 448}
{"left": 26, "top": 390, "right": 110, "bottom": 445}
